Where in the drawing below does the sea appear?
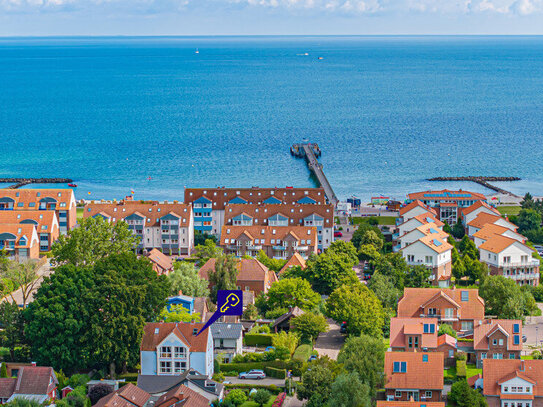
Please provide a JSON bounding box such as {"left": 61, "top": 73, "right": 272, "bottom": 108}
{"left": 1, "top": 36, "right": 543, "bottom": 203}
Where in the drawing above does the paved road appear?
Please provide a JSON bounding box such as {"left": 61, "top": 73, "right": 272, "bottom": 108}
{"left": 1, "top": 259, "right": 52, "bottom": 307}
{"left": 314, "top": 319, "right": 345, "bottom": 360}
{"left": 225, "top": 377, "right": 286, "bottom": 386}
{"left": 285, "top": 396, "right": 305, "bottom": 407}
{"left": 523, "top": 304, "right": 543, "bottom": 349}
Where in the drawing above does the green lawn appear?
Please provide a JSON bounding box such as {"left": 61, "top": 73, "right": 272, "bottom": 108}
{"left": 444, "top": 364, "right": 481, "bottom": 380}
{"left": 466, "top": 364, "right": 482, "bottom": 378}
{"left": 497, "top": 205, "right": 522, "bottom": 215}
{"left": 76, "top": 207, "right": 84, "bottom": 221}
{"left": 240, "top": 396, "right": 277, "bottom": 407}
{"left": 351, "top": 216, "right": 397, "bottom": 226}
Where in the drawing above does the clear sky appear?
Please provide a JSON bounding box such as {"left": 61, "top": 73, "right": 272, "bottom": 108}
{"left": 0, "top": 0, "right": 543, "bottom": 36}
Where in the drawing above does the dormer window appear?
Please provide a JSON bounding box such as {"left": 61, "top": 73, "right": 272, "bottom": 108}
{"left": 393, "top": 361, "right": 407, "bottom": 373}
{"left": 193, "top": 328, "right": 198, "bottom": 335}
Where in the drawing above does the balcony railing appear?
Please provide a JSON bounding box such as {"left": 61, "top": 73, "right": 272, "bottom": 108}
{"left": 502, "top": 259, "right": 540, "bottom": 268}
{"left": 505, "top": 273, "right": 540, "bottom": 281}
{"left": 293, "top": 246, "right": 309, "bottom": 251}
{"left": 247, "top": 245, "right": 262, "bottom": 250}
{"left": 273, "top": 245, "right": 287, "bottom": 250}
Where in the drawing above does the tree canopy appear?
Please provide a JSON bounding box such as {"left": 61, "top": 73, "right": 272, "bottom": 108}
{"left": 326, "top": 240, "right": 359, "bottom": 266}
{"left": 326, "top": 283, "right": 384, "bottom": 337}
{"left": 25, "top": 253, "right": 170, "bottom": 375}
{"left": 207, "top": 254, "right": 238, "bottom": 303}
{"left": 328, "top": 372, "right": 371, "bottom": 407}
{"left": 291, "top": 312, "right": 329, "bottom": 343}
{"left": 306, "top": 251, "right": 358, "bottom": 295}
{"left": 194, "top": 239, "right": 223, "bottom": 266}
{"left": 168, "top": 261, "right": 209, "bottom": 297}
{"left": 265, "top": 277, "right": 320, "bottom": 311}
{"left": 479, "top": 275, "right": 535, "bottom": 319}
{"left": 51, "top": 216, "right": 138, "bottom": 266}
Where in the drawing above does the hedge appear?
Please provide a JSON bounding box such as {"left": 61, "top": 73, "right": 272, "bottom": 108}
{"left": 292, "top": 344, "right": 312, "bottom": 362}
{"left": 117, "top": 373, "right": 138, "bottom": 383}
{"left": 456, "top": 360, "right": 467, "bottom": 378}
{"left": 225, "top": 384, "right": 284, "bottom": 393}
{"left": 219, "top": 360, "right": 287, "bottom": 374}
{"left": 244, "top": 334, "right": 274, "bottom": 347}
{"left": 265, "top": 367, "right": 286, "bottom": 379}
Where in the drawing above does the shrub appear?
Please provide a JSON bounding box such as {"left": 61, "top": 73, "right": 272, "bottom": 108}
{"left": 292, "top": 344, "right": 312, "bottom": 362}
{"left": 456, "top": 360, "right": 467, "bottom": 378}
{"left": 233, "top": 352, "right": 266, "bottom": 363}
{"left": 244, "top": 334, "right": 274, "bottom": 347}
{"left": 212, "top": 372, "right": 225, "bottom": 382}
{"left": 224, "top": 384, "right": 283, "bottom": 395}
{"left": 250, "top": 324, "right": 271, "bottom": 334}
{"left": 214, "top": 359, "right": 220, "bottom": 373}
{"left": 272, "top": 393, "right": 286, "bottom": 407}
{"left": 253, "top": 389, "right": 271, "bottom": 406}
{"left": 265, "top": 367, "right": 286, "bottom": 379}
{"left": 455, "top": 352, "right": 467, "bottom": 361}
{"left": 225, "top": 389, "right": 247, "bottom": 406}
{"left": 88, "top": 383, "right": 112, "bottom": 405}
{"left": 286, "top": 359, "right": 304, "bottom": 376}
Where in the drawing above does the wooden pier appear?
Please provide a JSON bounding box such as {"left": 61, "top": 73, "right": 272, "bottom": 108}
{"left": 427, "top": 176, "right": 521, "bottom": 197}
{"left": 291, "top": 143, "right": 339, "bottom": 206}
{"left": 0, "top": 178, "right": 74, "bottom": 189}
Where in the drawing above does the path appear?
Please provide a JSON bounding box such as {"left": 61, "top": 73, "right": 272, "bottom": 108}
{"left": 1, "top": 259, "right": 52, "bottom": 307}
{"left": 523, "top": 303, "right": 543, "bottom": 349}
{"left": 314, "top": 319, "right": 345, "bottom": 360}
{"left": 225, "top": 377, "right": 286, "bottom": 387}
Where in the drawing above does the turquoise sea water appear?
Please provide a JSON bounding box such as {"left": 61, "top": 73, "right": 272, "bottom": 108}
{"left": 1, "top": 36, "right": 543, "bottom": 202}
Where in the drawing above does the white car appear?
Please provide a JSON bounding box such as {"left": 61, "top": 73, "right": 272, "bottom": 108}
{"left": 238, "top": 370, "right": 266, "bottom": 380}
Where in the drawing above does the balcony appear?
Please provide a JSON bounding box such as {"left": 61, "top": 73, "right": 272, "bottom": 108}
{"left": 227, "top": 245, "right": 241, "bottom": 251}
{"left": 273, "top": 255, "right": 288, "bottom": 260}
{"left": 392, "top": 232, "right": 400, "bottom": 240}
{"left": 247, "top": 245, "right": 262, "bottom": 250}
{"left": 393, "top": 244, "right": 401, "bottom": 252}
{"left": 273, "top": 245, "right": 288, "bottom": 250}
{"left": 293, "top": 246, "right": 309, "bottom": 251}
{"left": 406, "top": 260, "right": 433, "bottom": 267}
{"left": 395, "top": 217, "right": 404, "bottom": 226}
{"left": 505, "top": 273, "right": 540, "bottom": 281}
{"left": 502, "top": 259, "right": 540, "bottom": 268}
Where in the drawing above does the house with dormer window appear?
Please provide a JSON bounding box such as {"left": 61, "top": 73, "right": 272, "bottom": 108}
{"left": 473, "top": 320, "right": 523, "bottom": 368}
{"left": 384, "top": 352, "right": 444, "bottom": 402}
{"left": 0, "top": 365, "right": 58, "bottom": 404}
{"left": 397, "top": 200, "right": 438, "bottom": 224}
{"left": 0, "top": 223, "right": 40, "bottom": 261}
{"left": 397, "top": 288, "right": 485, "bottom": 332}
{"left": 140, "top": 322, "right": 214, "bottom": 379}
{"left": 482, "top": 359, "right": 543, "bottom": 407}
{"left": 389, "top": 318, "right": 439, "bottom": 352}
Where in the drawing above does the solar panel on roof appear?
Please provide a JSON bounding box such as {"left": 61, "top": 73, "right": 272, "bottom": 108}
{"left": 426, "top": 217, "right": 433, "bottom": 222}
{"left": 429, "top": 228, "right": 438, "bottom": 234}
{"left": 433, "top": 239, "right": 442, "bottom": 246}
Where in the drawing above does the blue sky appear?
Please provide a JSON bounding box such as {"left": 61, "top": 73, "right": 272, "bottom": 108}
{"left": 1, "top": 0, "right": 543, "bottom": 36}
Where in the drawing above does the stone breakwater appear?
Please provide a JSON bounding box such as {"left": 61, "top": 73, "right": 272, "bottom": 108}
{"left": 0, "top": 178, "right": 73, "bottom": 189}
{"left": 427, "top": 176, "right": 521, "bottom": 197}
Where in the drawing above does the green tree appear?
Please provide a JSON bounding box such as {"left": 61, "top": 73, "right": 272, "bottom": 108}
{"left": 479, "top": 275, "right": 528, "bottom": 319}
{"left": 452, "top": 257, "right": 467, "bottom": 281}
{"left": 443, "top": 222, "right": 453, "bottom": 234}
{"left": 404, "top": 265, "right": 432, "bottom": 288}
{"left": 252, "top": 389, "right": 271, "bottom": 407}
{"left": 359, "top": 230, "right": 383, "bottom": 251}
{"left": 1, "top": 362, "right": 8, "bottom": 378}
{"left": 194, "top": 239, "right": 223, "bottom": 266}
{"left": 327, "top": 240, "right": 359, "bottom": 266}
{"left": 2, "top": 260, "right": 41, "bottom": 309}
{"left": 168, "top": 261, "right": 209, "bottom": 297}
{"left": 351, "top": 224, "right": 383, "bottom": 250}
{"left": 0, "top": 301, "right": 25, "bottom": 361}
{"left": 256, "top": 250, "right": 287, "bottom": 272}
{"left": 291, "top": 312, "right": 328, "bottom": 343}
{"left": 297, "top": 364, "right": 334, "bottom": 402}
{"left": 306, "top": 252, "right": 358, "bottom": 295}
{"left": 516, "top": 209, "right": 542, "bottom": 234}
{"left": 372, "top": 253, "right": 409, "bottom": 289}
{"left": 328, "top": 372, "right": 371, "bottom": 407}
{"left": 51, "top": 216, "right": 138, "bottom": 266}
{"left": 463, "top": 257, "right": 488, "bottom": 284}
{"left": 459, "top": 236, "right": 478, "bottom": 260}
{"left": 225, "top": 389, "right": 247, "bottom": 406}
{"left": 337, "top": 335, "right": 385, "bottom": 397}
{"left": 357, "top": 244, "right": 381, "bottom": 263}
{"left": 326, "top": 284, "right": 384, "bottom": 337}
{"left": 242, "top": 303, "right": 259, "bottom": 320}
{"left": 25, "top": 253, "right": 170, "bottom": 375}
{"left": 367, "top": 272, "right": 400, "bottom": 310}
{"left": 448, "top": 380, "right": 488, "bottom": 407}
{"left": 194, "top": 231, "right": 217, "bottom": 246}
{"left": 521, "top": 193, "right": 535, "bottom": 210}
{"left": 438, "top": 323, "right": 457, "bottom": 338}
{"left": 265, "top": 277, "right": 320, "bottom": 310}
{"left": 452, "top": 220, "right": 466, "bottom": 239}
{"left": 272, "top": 331, "right": 300, "bottom": 356}
{"left": 208, "top": 254, "right": 238, "bottom": 303}
{"left": 160, "top": 304, "right": 200, "bottom": 322}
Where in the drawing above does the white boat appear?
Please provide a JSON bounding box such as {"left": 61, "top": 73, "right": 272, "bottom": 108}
{"left": 195, "top": 48, "right": 200, "bottom": 54}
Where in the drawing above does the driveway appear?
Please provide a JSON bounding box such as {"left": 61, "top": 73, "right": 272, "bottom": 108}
{"left": 314, "top": 319, "right": 345, "bottom": 360}
{"left": 523, "top": 303, "right": 543, "bottom": 349}
{"left": 225, "top": 377, "right": 286, "bottom": 387}
{"left": 1, "top": 259, "right": 52, "bottom": 307}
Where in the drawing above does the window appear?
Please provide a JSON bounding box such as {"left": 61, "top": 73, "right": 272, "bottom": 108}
{"left": 514, "top": 335, "right": 520, "bottom": 345}
{"left": 493, "top": 353, "right": 503, "bottom": 359}
{"left": 510, "top": 353, "right": 516, "bottom": 359}
{"left": 449, "top": 350, "right": 454, "bottom": 358}
{"left": 514, "top": 323, "right": 520, "bottom": 334}
{"left": 499, "top": 339, "right": 504, "bottom": 346}
{"left": 428, "top": 308, "right": 437, "bottom": 316}
{"left": 160, "top": 361, "right": 171, "bottom": 373}
{"left": 174, "top": 347, "right": 186, "bottom": 358}
{"left": 423, "top": 354, "right": 428, "bottom": 362}
{"left": 481, "top": 353, "right": 487, "bottom": 360}
{"left": 393, "top": 361, "right": 407, "bottom": 373}
{"left": 423, "top": 324, "right": 435, "bottom": 334}
{"left": 174, "top": 361, "right": 187, "bottom": 373}
{"left": 493, "top": 339, "right": 498, "bottom": 346}
{"left": 425, "top": 391, "right": 432, "bottom": 398}
{"left": 461, "top": 321, "right": 473, "bottom": 331}
{"left": 395, "top": 391, "right": 401, "bottom": 398}
{"left": 160, "top": 346, "right": 172, "bottom": 358}
{"left": 461, "top": 291, "right": 469, "bottom": 301}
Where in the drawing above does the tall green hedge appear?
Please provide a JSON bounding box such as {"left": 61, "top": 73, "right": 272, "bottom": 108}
{"left": 456, "top": 360, "right": 467, "bottom": 378}
{"left": 265, "top": 367, "right": 286, "bottom": 379}
{"left": 244, "top": 334, "right": 274, "bottom": 346}
{"left": 220, "top": 360, "right": 287, "bottom": 374}
{"left": 292, "top": 344, "right": 312, "bottom": 362}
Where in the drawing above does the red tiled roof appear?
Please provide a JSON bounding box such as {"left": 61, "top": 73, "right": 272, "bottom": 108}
{"left": 140, "top": 322, "right": 209, "bottom": 353}
{"left": 397, "top": 288, "right": 484, "bottom": 321}
{"left": 377, "top": 402, "right": 445, "bottom": 407}
{"left": 384, "top": 352, "right": 443, "bottom": 390}
{"left": 0, "top": 223, "right": 39, "bottom": 249}
{"left": 155, "top": 384, "right": 210, "bottom": 407}
{"left": 219, "top": 225, "right": 318, "bottom": 246}
{"left": 411, "top": 213, "right": 445, "bottom": 228}
{"left": 473, "top": 320, "right": 523, "bottom": 351}
{"left": 279, "top": 253, "right": 307, "bottom": 275}
{"left": 467, "top": 374, "right": 481, "bottom": 388}
{"left": 14, "top": 366, "right": 58, "bottom": 396}
{"left": 399, "top": 200, "right": 437, "bottom": 217}
{"left": 462, "top": 201, "right": 500, "bottom": 216}
{"left": 467, "top": 212, "right": 516, "bottom": 231}
{"left": 0, "top": 378, "right": 16, "bottom": 398}
{"left": 389, "top": 318, "right": 439, "bottom": 349}
{"left": 0, "top": 189, "right": 75, "bottom": 208}
{"left": 224, "top": 203, "right": 334, "bottom": 225}
{"left": 483, "top": 360, "right": 543, "bottom": 397}
{"left": 95, "top": 384, "right": 151, "bottom": 407}
{"left": 437, "top": 334, "right": 457, "bottom": 348}
{"left": 146, "top": 249, "right": 173, "bottom": 274}
{"left": 0, "top": 210, "right": 58, "bottom": 233}
{"left": 184, "top": 187, "right": 326, "bottom": 210}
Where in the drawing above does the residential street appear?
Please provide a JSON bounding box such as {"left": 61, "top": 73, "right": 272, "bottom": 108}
{"left": 522, "top": 304, "right": 543, "bottom": 349}
{"left": 314, "top": 319, "right": 345, "bottom": 360}
{"left": 225, "top": 377, "right": 286, "bottom": 386}
{"left": 1, "top": 259, "right": 52, "bottom": 307}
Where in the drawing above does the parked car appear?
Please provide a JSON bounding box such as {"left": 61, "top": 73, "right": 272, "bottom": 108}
{"left": 334, "top": 231, "right": 343, "bottom": 238}
{"left": 523, "top": 335, "right": 528, "bottom": 343}
{"left": 238, "top": 370, "right": 266, "bottom": 380}
{"left": 340, "top": 321, "right": 347, "bottom": 334}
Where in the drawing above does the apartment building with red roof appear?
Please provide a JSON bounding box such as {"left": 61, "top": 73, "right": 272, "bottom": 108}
{"left": 219, "top": 225, "right": 318, "bottom": 260}
{"left": 0, "top": 223, "right": 40, "bottom": 260}
{"left": 384, "top": 352, "right": 444, "bottom": 402}
{"left": 84, "top": 200, "right": 194, "bottom": 255}
{"left": 467, "top": 212, "right": 517, "bottom": 237}
{"left": 397, "top": 288, "right": 485, "bottom": 333}
{"left": 406, "top": 190, "right": 487, "bottom": 225}
{"left": 140, "top": 322, "right": 214, "bottom": 378}
{"left": 396, "top": 213, "right": 444, "bottom": 240}
{"left": 473, "top": 319, "right": 523, "bottom": 368}
{"left": 482, "top": 359, "right": 543, "bottom": 407}
{"left": 224, "top": 202, "right": 334, "bottom": 250}
{"left": 199, "top": 257, "right": 278, "bottom": 295}
{"left": 0, "top": 210, "right": 59, "bottom": 252}
{"left": 473, "top": 224, "right": 526, "bottom": 249}
{"left": 0, "top": 189, "right": 76, "bottom": 234}
{"left": 183, "top": 187, "right": 326, "bottom": 236}
{"left": 461, "top": 200, "right": 501, "bottom": 227}
{"left": 398, "top": 200, "right": 438, "bottom": 223}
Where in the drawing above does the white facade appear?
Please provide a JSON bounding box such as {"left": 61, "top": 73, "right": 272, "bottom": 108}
{"left": 402, "top": 206, "right": 433, "bottom": 222}
{"left": 499, "top": 377, "right": 534, "bottom": 407}
{"left": 402, "top": 241, "right": 451, "bottom": 268}
{"left": 468, "top": 218, "right": 517, "bottom": 237}
{"left": 480, "top": 241, "right": 538, "bottom": 268}
{"left": 398, "top": 218, "right": 426, "bottom": 238}
{"left": 474, "top": 229, "right": 525, "bottom": 249}
{"left": 463, "top": 206, "right": 498, "bottom": 227}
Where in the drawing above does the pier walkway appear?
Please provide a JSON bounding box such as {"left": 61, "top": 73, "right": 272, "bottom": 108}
{"left": 291, "top": 143, "right": 339, "bottom": 206}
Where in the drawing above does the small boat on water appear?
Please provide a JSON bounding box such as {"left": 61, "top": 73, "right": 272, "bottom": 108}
{"left": 195, "top": 48, "right": 200, "bottom": 54}
{"left": 68, "top": 183, "right": 77, "bottom": 187}
{"left": 318, "top": 57, "right": 324, "bottom": 60}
